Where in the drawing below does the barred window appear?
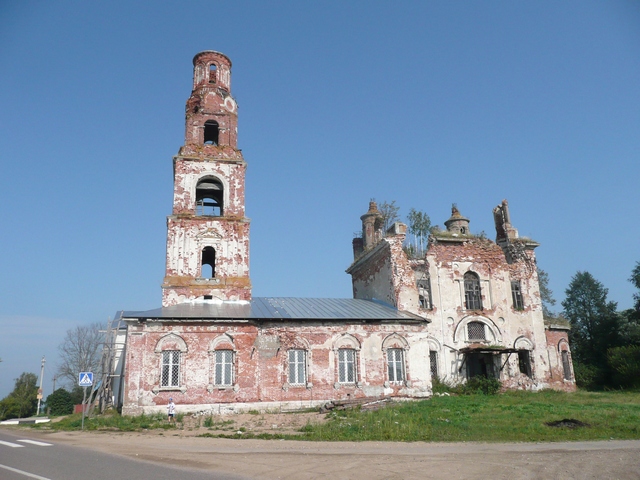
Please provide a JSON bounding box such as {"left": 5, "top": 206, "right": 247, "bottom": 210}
{"left": 511, "top": 280, "right": 524, "bottom": 310}
{"left": 417, "top": 277, "right": 433, "bottom": 310}
{"left": 288, "top": 349, "right": 307, "bottom": 385}
{"left": 467, "top": 321, "right": 486, "bottom": 341}
{"left": 464, "top": 272, "right": 483, "bottom": 310}
{"left": 161, "top": 351, "right": 180, "bottom": 387}
{"left": 214, "top": 350, "right": 234, "bottom": 386}
{"left": 387, "top": 348, "right": 405, "bottom": 383}
{"left": 430, "top": 350, "right": 438, "bottom": 379}
{"left": 561, "top": 351, "right": 572, "bottom": 380}
{"left": 338, "top": 348, "right": 356, "bottom": 384}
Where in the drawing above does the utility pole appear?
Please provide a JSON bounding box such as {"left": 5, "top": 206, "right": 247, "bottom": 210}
{"left": 36, "top": 356, "right": 45, "bottom": 416}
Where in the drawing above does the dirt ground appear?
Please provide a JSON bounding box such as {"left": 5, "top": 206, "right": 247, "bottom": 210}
{"left": 10, "top": 410, "right": 640, "bottom": 479}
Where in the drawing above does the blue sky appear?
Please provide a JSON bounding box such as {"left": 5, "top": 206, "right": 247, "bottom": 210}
{"left": 1, "top": 1, "right": 639, "bottom": 399}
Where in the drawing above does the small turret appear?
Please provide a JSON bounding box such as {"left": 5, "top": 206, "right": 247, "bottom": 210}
{"left": 444, "top": 204, "right": 470, "bottom": 235}
{"left": 360, "top": 201, "right": 384, "bottom": 250}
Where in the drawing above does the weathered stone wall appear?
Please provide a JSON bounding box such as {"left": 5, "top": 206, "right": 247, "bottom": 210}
{"left": 122, "top": 320, "right": 433, "bottom": 415}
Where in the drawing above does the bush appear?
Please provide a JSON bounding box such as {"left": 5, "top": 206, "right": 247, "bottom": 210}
{"left": 572, "top": 362, "right": 603, "bottom": 390}
{"left": 46, "top": 388, "right": 74, "bottom": 416}
{"left": 461, "top": 376, "right": 501, "bottom": 395}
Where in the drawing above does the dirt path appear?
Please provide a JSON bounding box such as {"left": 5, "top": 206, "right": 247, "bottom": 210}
{"left": 10, "top": 426, "right": 640, "bottom": 480}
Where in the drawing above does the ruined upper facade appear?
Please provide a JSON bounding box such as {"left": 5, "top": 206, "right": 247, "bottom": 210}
{"left": 347, "top": 200, "right": 575, "bottom": 391}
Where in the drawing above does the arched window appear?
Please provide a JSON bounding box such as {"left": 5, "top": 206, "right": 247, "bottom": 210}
{"left": 209, "top": 64, "right": 217, "bottom": 83}
{"left": 464, "top": 272, "right": 483, "bottom": 310}
{"left": 201, "top": 246, "right": 215, "bottom": 278}
{"left": 204, "top": 120, "right": 219, "bottom": 145}
{"left": 196, "top": 177, "right": 223, "bottom": 216}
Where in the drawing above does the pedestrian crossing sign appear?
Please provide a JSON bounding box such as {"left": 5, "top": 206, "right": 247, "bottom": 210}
{"left": 78, "top": 372, "right": 94, "bottom": 387}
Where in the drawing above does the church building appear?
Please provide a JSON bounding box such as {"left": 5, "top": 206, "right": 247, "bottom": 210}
{"left": 119, "top": 51, "right": 574, "bottom": 416}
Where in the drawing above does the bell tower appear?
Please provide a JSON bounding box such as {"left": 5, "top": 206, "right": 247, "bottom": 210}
{"left": 162, "top": 51, "right": 251, "bottom": 307}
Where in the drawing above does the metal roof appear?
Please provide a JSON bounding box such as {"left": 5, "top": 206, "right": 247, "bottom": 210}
{"left": 121, "top": 297, "right": 426, "bottom": 322}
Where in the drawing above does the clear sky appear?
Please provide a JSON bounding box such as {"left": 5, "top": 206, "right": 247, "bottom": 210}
{"left": 1, "top": 1, "right": 639, "bottom": 399}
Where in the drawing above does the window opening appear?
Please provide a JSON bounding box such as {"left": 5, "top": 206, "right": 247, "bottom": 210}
{"left": 288, "top": 349, "right": 306, "bottom": 385}
{"left": 387, "top": 348, "right": 405, "bottom": 383}
{"left": 467, "top": 321, "right": 486, "bottom": 341}
{"left": 561, "top": 351, "right": 572, "bottom": 380}
{"left": 417, "top": 276, "right": 433, "bottom": 310}
{"left": 161, "top": 351, "right": 180, "bottom": 387}
{"left": 201, "top": 247, "right": 216, "bottom": 278}
{"left": 209, "top": 64, "right": 217, "bottom": 83}
{"left": 214, "top": 350, "right": 233, "bottom": 386}
{"left": 196, "top": 177, "right": 223, "bottom": 216}
{"left": 466, "top": 352, "right": 495, "bottom": 379}
{"left": 464, "top": 272, "right": 483, "bottom": 310}
{"left": 511, "top": 280, "right": 524, "bottom": 310}
{"left": 204, "top": 295, "right": 213, "bottom": 300}
{"left": 338, "top": 348, "right": 356, "bottom": 384}
{"left": 203, "top": 120, "right": 219, "bottom": 145}
{"left": 518, "top": 350, "right": 532, "bottom": 377}
{"left": 430, "top": 350, "right": 438, "bottom": 379}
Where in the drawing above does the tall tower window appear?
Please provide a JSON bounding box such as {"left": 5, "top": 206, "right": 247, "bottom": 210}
{"left": 201, "top": 246, "right": 216, "bottom": 278}
{"left": 209, "top": 64, "right": 217, "bottom": 83}
{"left": 464, "top": 272, "right": 483, "bottom": 310}
{"left": 196, "top": 177, "right": 223, "bottom": 216}
{"left": 204, "top": 120, "right": 219, "bottom": 145}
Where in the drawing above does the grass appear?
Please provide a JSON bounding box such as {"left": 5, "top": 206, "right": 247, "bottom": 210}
{"left": 31, "top": 412, "right": 176, "bottom": 432}
{"left": 295, "top": 390, "right": 640, "bottom": 442}
{"left": 24, "top": 390, "right": 640, "bottom": 442}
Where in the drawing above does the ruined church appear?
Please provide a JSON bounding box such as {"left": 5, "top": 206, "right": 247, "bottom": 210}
{"left": 119, "top": 51, "right": 574, "bottom": 415}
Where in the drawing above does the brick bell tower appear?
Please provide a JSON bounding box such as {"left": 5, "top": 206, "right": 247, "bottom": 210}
{"left": 162, "top": 51, "right": 251, "bottom": 307}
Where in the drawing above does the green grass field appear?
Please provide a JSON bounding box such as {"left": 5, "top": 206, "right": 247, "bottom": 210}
{"left": 30, "top": 390, "right": 640, "bottom": 442}
{"left": 298, "top": 390, "right": 640, "bottom": 442}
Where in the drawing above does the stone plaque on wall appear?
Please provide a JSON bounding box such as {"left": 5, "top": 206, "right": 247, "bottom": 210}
{"left": 254, "top": 335, "right": 281, "bottom": 359}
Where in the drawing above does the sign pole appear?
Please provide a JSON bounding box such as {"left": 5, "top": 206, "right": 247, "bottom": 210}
{"left": 81, "top": 387, "right": 87, "bottom": 430}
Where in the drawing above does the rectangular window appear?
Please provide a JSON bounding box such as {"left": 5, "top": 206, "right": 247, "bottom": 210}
{"left": 288, "top": 349, "right": 307, "bottom": 385}
{"left": 561, "top": 351, "right": 572, "bottom": 380}
{"left": 161, "top": 351, "right": 180, "bottom": 387}
{"left": 417, "top": 277, "right": 433, "bottom": 310}
{"left": 430, "top": 350, "right": 438, "bottom": 379}
{"left": 387, "top": 348, "right": 405, "bottom": 383}
{"left": 518, "top": 350, "right": 532, "bottom": 377}
{"left": 511, "top": 281, "right": 524, "bottom": 310}
{"left": 338, "top": 349, "right": 356, "bottom": 384}
{"left": 214, "top": 350, "right": 233, "bottom": 386}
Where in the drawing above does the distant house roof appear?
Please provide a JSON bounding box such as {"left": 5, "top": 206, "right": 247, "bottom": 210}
{"left": 120, "top": 297, "right": 427, "bottom": 323}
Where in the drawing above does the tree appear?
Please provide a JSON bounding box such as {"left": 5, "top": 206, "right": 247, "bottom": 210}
{"left": 0, "top": 372, "right": 38, "bottom": 420}
{"left": 45, "top": 388, "right": 74, "bottom": 416}
{"left": 57, "top": 322, "right": 104, "bottom": 389}
{"left": 406, "top": 208, "right": 431, "bottom": 257}
{"left": 630, "top": 261, "right": 640, "bottom": 313}
{"left": 561, "top": 271, "right": 621, "bottom": 387}
{"left": 537, "top": 268, "right": 557, "bottom": 319}
{"left": 378, "top": 200, "right": 400, "bottom": 235}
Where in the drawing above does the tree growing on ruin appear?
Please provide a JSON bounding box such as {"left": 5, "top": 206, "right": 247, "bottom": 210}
{"left": 56, "top": 322, "right": 104, "bottom": 389}
{"left": 537, "top": 268, "right": 557, "bottom": 319}
{"left": 407, "top": 208, "right": 431, "bottom": 257}
{"left": 378, "top": 200, "right": 400, "bottom": 234}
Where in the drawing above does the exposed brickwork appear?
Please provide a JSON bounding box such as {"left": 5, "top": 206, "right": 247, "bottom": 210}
{"left": 348, "top": 202, "right": 576, "bottom": 392}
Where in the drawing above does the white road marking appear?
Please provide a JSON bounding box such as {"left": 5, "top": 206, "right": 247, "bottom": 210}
{"left": 0, "top": 463, "right": 52, "bottom": 479}
{"left": 0, "top": 440, "right": 24, "bottom": 448}
{"left": 17, "top": 440, "right": 53, "bottom": 446}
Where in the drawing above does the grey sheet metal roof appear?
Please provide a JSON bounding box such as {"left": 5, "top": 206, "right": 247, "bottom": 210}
{"left": 121, "top": 297, "right": 426, "bottom": 322}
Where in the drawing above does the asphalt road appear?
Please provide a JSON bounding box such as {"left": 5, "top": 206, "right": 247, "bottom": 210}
{"left": 0, "top": 430, "right": 248, "bottom": 480}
